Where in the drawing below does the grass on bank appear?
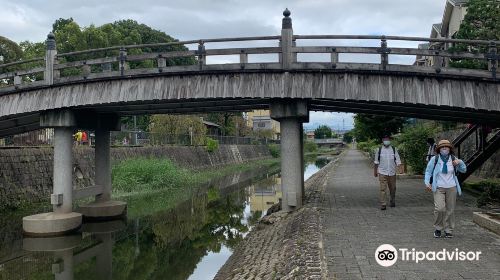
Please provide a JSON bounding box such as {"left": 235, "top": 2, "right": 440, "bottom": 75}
{"left": 112, "top": 157, "right": 279, "bottom": 196}
{"left": 112, "top": 157, "right": 279, "bottom": 217}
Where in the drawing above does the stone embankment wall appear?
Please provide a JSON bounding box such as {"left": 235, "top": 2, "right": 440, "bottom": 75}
{"left": 0, "top": 145, "right": 270, "bottom": 210}
{"left": 437, "top": 129, "right": 499, "bottom": 179}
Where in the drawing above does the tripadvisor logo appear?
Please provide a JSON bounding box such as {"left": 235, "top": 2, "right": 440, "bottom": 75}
{"left": 375, "top": 244, "right": 482, "bottom": 267}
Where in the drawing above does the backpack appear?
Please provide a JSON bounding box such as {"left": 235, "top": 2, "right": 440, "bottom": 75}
{"left": 378, "top": 146, "right": 396, "bottom": 164}
{"left": 429, "top": 154, "right": 457, "bottom": 184}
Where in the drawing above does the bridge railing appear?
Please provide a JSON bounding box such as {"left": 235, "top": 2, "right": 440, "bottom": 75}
{"left": 0, "top": 12, "right": 498, "bottom": 94}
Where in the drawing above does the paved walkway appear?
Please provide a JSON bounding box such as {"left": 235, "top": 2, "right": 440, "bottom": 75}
{"left": 321, "top": 149, "right": 500, "bottom": 280}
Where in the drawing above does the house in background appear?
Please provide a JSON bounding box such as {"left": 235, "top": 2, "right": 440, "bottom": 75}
{"left": 416, "top": 0, "right": 469, "bottom": 66}
{"left": 246, "top": 110, "right": 280, "bottom": 139}
{"left": 202, "top": 119, "right": 221, "bottom": 136}
{"left": 306, "top": 131, "right": 315, "bottom": 140}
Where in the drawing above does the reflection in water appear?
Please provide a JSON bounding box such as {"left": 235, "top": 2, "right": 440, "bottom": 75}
{"left": 1, "top": 159, "right": 330, "bottom": 280}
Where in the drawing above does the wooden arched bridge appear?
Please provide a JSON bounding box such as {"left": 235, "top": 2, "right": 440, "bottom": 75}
{"left": 1, "top": 10, "right": 498, "bottom": 236}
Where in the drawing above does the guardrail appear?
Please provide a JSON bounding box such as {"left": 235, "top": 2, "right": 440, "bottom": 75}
{"left": 0, "top": 11, "right": 498, "bottom": 95}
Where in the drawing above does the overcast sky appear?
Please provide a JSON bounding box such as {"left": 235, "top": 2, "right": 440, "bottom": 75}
{"left": 0, "top": 0, "right": 447, "bottom": 130}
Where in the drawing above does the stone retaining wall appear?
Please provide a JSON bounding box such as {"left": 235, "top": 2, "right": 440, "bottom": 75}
{"left": 0, "top": 145, "right": 270, "bottom": 210}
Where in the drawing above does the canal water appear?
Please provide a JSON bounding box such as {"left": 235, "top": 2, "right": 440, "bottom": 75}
{"left": 0, "top": 157, "right": 330, "bottom": 280}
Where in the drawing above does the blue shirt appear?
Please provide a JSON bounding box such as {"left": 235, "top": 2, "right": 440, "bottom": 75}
{"left": 424, "top": 155, "right": 467, "bottom": 196}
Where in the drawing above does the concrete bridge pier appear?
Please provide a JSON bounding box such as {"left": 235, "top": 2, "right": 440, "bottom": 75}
{"left": 271, "top": 101, "right": 309, "bottom": 212}
{"left": 23, "top": 111, "right": 82, "bottom": 236}
{"left": 78, "top": 122, "right": 127, "bottom": 219}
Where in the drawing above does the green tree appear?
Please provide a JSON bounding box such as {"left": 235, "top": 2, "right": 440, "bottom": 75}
{"left": 0, "top": 36, "right": 22, "bottom": 63}
{"left": 205, "top": 112, "right": 248, "bottom": 136}
{"left": 149, "top": 115, "right": 207, "bottom": 145}
{"left": 396, "top": 124, "right": 436, "bottom": 174}
{"left": 450, "top": 0, "right": 500, "bottom": 69}
{"left": 314, "top": 125, "right": 333, "bottom": 139}
{"left": 343, "top": 130, "right": 354, "bottom": 143}
{"left": 353, "top": 114, "right": 406, "bottom": 142}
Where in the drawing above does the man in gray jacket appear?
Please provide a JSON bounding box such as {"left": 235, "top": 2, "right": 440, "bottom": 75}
{"left": 374, "top": 135, "right": 402, "bottom": 210}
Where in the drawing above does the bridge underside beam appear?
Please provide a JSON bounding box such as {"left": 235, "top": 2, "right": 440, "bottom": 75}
{"left": 309, "top": 99, "right": 500, "bottom": 125}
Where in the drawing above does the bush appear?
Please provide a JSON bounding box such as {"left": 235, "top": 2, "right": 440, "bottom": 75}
{"left": 395, "top": 124, "right": 436, "bottom": 174}
{"left": 268, "top": 144, "right": 280, "bottom": 158}
{"left": 463, "top": 180, "right": 500, "bottom": 208}
{"left": 304, "top": 141, "right": 318, "bottom": 154}
{"left": 205, "top": 137, "right": 219, "bottom": 152}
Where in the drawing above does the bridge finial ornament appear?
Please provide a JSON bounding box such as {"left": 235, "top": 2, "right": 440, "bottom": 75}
{"left": 282, "top": 8, "right": 292, "bottom": 29}
{"left": 46, "top": 32, "right": 56, "bottom": 50}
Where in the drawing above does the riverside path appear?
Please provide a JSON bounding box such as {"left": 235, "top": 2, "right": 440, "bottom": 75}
{"left": 320, "top": 149, "right": 500, "bottom": 279}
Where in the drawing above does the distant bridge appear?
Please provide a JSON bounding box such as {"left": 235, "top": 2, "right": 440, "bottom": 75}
{"left": 2, "top": 10, "right": 498, "bottom": 236}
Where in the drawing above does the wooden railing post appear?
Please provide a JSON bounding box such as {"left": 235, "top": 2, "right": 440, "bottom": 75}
{"left": 378, "top": 36, "right": 390, "bottom": 71}
{"left": 434, "top": 51, "right": 443, "bottom": 73}
{"left": 239, "top": 50, "right": 248, "bottom": 69}
{"left": 44, "top": 32, "right": 57, "bottom": 85}
{"left": 82, "top": 62, "right": 91, "bottom": 79}
{"left": 13, "top": 73, "right": 21, "bottom": 88}
{"left": 157, "top": 54, "right": 166, "bottom": 72}
{"left": 119, "top": 48, "right": 128, "bottom": 76}
{"left": 197, "top": 40, "right": 206, "bottom": 70}
{"left": 487, "top": 41, "right": 497, "bottom": 79}
{"left": 331, "top": 48, "right": 338, "bottom": 68}
{"left": 281, "top": 8, "right": 293, "bottom": 70}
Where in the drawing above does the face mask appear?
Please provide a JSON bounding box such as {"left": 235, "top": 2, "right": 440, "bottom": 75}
{"left": 383, "top": 140, "right": 391, "bottom": 146}
{"left": 440, "top": 149, "right": 450, "bottom": 156}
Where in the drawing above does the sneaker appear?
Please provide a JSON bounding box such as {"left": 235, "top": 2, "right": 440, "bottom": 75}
{"left": 381, "top": 205, "right": 387, "bottom": 210}
{"left": 445, "top": 232, "right": 453, "bottom": 238}
{"left": 434, "top": 230, "right": 441, "bottom": 238}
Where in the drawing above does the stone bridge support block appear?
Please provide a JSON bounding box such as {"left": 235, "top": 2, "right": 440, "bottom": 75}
{"left": 23, "top": 110, "right": 82, "bottom": 236}
{"left": 271, "top": 100, "right": 309, "bottom": 212}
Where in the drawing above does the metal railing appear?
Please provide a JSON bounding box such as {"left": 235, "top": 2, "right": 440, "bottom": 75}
{"left": 0, "top": 10, "right": 498, "bottom": 94}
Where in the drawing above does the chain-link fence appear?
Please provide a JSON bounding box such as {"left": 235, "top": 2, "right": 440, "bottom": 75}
{"left": 110, "top": 132, "right": 277, "bottom": 146}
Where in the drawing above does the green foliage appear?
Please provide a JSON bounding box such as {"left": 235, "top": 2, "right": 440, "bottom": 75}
{"left": 112, "top": 158, "right": 193, "bottom": 193}
{"left": 463, "top": 180, "right": 500, "bottom": 208}
{"left": 343, "top": 131, "right": 354, "bottom": 143}
{"left": 149, "top": 115, "right": 207, "bottom": 145}
{"left": 205, "top": 137, "right": 219, "bottom": 152}
{"left": 204, "top": 112, "right": 248, "bottom": 136}
{"left": 304, "top": 141, "right": 318, "bottom": 153}
{"left": 314, "top": 125, "right": 333, "bottom": 139}
{"left": 353, "top": 114, "right": 407, "bottom": 142}
{"left": 449, "top": 0, "right": 499, "bottom": 69}
{"left": 268, "top": 144, "right": 280, "bottom": 158}
{"left": 0, "top": 36, "right": 22, "bottom": 63}
{"left": 395, "top": 124, "right": 436, "bottom": 174}
{"left": 121, "top": 116, "right": 151, "bottom": 132}
{"left": 357, "top": 139, "right": 379, "bottom": 159}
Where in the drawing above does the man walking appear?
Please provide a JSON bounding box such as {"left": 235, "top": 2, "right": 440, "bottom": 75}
{"left": 374, "top": 135, "right": 401, "bottom": 210}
